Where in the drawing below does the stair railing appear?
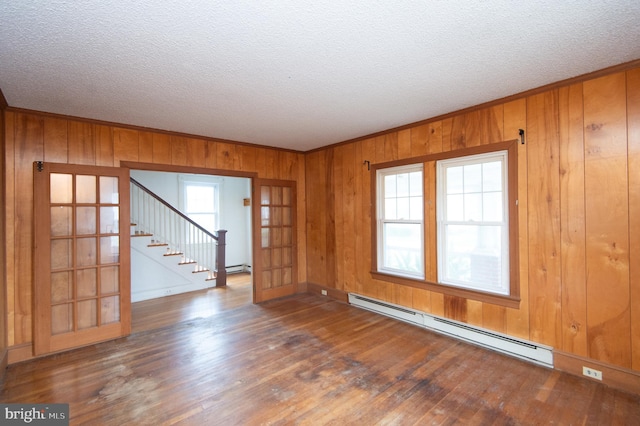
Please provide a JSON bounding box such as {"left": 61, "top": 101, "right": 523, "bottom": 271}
{"left": 130, "top": 177, "right": 227, "bottom": 286}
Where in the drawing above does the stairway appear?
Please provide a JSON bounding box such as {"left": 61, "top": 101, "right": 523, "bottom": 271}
{"left": 131, "top": 224, "right": 218, "bottom": 302}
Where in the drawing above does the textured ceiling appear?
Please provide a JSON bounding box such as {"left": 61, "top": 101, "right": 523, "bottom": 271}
{"left": 2, "top": 1, "right": 640, "bottom": 152}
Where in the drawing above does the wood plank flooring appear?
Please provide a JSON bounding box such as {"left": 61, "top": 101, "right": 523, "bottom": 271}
{"left": 2, "top": 276, "right": 639, "bottom": 425}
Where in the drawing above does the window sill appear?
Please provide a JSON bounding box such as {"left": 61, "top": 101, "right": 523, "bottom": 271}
{"left": 370, "top": 271, "right": 521, "bottom": 309}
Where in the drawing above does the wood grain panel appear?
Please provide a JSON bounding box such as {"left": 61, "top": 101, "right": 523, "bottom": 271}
{"left": 355, "top": 137, "right": 375, "bottom": 296}
{"left": 152, "top": 133, "right": 171, "bottom": 164}
{"left": 186, "top": 137, "right": 205, "bottom": 168}
{"left": 526, "top": 91, "right": 562, "bottom": 347}
{"left": 238, "top": 145, "right": 256, "bottom": 173}
{"left": 444, "top": 295, "right": 467, "bottom": 322}
{"left": 68, "top": 121, "right": 95, "bottom": 165}
{"left": 43, "top": 117, "right": 68, "bottom": 163}
{"left": 324, "top": 148, "right": 337, "bottom": 289}
{"left": 503, "top": 98, "right": 530, "bottom": 340}
{"left": 0, "top": 108, "right": 5, "bottom": 368}
{"left": 583, "top": 72, "right": 631, "bottom": 367}
{"left": 137, "top": 131, "right": 153, "bottom": 163}
{"left": 333, "top": 146, "right": 345, "bottom": 291}
{"left": 305, "top": 150, "right": 327, "bottom": 287}
{"left": 216, "top": 142, "right": 237, "bottom": 171}
{"left": 558, "top": 83, "right": 587, "bottom": 356}
{"left": 383, "top": 132, "right": 398, "bottom": 162}
{"left": 14, "top": 113, "right": 44, "bottom": 344}
{"left": 113, "top": 128, "right": 139, "bottom": 164}
{"left": 397, "top": 129, "right": 411, "bottom": 160}
{"left": 203, "top": 140, "right": 217, "bottom": 169}
{"left": 4, "top": 111, "right": 16, "bottom": 346}
{"left": 628, "top": 68, "right": 640, "bottom": 370}
{"left": 95, "top": 124, "right": 114, "bottom": 166}
{"left": 340, "top": 144, "right": 356, "bottom": 293}
{"left": 170, "top": 135, "right": 187, "bottom": 166}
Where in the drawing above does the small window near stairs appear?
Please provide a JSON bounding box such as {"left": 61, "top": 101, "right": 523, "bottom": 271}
{"left": 179, "top": 177, "right": 220, "bottom": 232}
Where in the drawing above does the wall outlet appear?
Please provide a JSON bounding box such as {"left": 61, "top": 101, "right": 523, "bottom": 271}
{"left": 582, "top": 366, "right": 603, "bottom": 381}
{"left": 321, "top": 289, "right": 327, "bottom": 296}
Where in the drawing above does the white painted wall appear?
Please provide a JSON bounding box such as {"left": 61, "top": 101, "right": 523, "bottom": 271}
{"left": 130, "top": 170, "right": 252, "bottom": 300}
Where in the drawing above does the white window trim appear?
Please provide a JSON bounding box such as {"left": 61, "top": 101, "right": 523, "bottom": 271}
{"left": 376, "top": 164, "right": 425, "bottom": 280}
{"left": 436, "top": 150, "right": 510, "bottom": 295}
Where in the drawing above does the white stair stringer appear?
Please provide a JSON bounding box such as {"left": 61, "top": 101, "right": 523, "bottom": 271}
{"left": 131, "top": 234, "right": 216, "bottom": 302}
{"left": 348, "top": 293, "right": 553, "bottom": 368}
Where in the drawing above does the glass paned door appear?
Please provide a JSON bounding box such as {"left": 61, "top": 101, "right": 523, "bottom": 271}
{"left": 253, "top": 179, "right": 297, "bottom": 303}
{"left": 34, "top": 162, "right": 131, "bottom": 355}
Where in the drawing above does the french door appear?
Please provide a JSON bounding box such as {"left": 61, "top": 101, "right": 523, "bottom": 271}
{"left": 253, "top": 179, "right": 298, "bottom": 303}
{"left": 33, "top": 162, "right": 131, "bottom": 356}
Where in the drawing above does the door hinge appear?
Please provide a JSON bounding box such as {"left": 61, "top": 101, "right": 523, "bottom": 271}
{"left": 35, "top": 161, "right": 44, "bottom": 172}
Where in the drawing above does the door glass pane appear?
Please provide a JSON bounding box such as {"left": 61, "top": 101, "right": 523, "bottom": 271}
{"left": 50, "top": 173, "right": 72, "bottom": 203}
{"left": 261, "top": 249, "right": 271, "bottom": 268}
{"left": 271, "top": 187, "right": 282, "bottom": 205}
{"left": 272, "top": 207, "right": 282, "bottom": 226}
{"left": 51, "top": 239, "right": 72, "bottom": 270}
{"left": 78, "top": 299, "right": 97, "bottom": 329}
{"left": 100, "top": 266, "right": 119, "bottom": 294}
{"left": 51, "top": 206, "right": 72, "bottom": 236}
{"left": 51, "top": 304, "right": 73, "bottom": 335}
{"left": 77, "top": 268, "right": 97, "bottom": 298}
{"left": 100, "top": 206, "right": 119, "bottom": 234}
{"left": 282, "top": 207, "right": 291, "bottom": 226}
{"left": 76, "top": 237, "right": 97, "bottom": 267}
{"left": 101, "top": 296, "right": 120, "bottom": 324}
{"left": 51, "top": 271, "right": 73, "bottom": 303}
{"left": 100, "top": 236, "right": 120, "bottom": 264}
{"left": 283, "top": 227, "right": 292, "bottom": 245}
{"left": 261, "top": 187, "right": 270, "bottom": 205}
{"left": 76, "top": 175, "right": 96, "bottom": 203}
{"left": 272, "top": 248, "right": 282, "bottom": 267}
{"left": 261, "top": 229, "right": 270, "bottom": 248}
{"left": 100, "top": 176, "right": 119, "bottom": 204}
{"left": 261, "top": 207, "right": 270, "bottom": 226}
{"left": 76, "top": 206, "right": 97, "bottom": 235}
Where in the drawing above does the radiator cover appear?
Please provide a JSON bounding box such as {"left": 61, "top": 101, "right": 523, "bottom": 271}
{"left": 348, "top": 293, "right": 553, "bottom": 368}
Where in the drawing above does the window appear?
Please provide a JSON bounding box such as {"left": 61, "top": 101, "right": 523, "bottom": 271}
{"left": 372, "top": 140, "right": 519, "bottom": 305}
{"left": 437, "top": 151, "right": 509, "bottom": 295}
{"left": 376, "top": 164, "right": 424, "bottom": 279}
{"left": 181, "top": 179, "right": 219, "bottom": 232}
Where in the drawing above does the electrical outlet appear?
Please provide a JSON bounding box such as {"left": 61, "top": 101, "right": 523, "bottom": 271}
{"left": 582, "top": 366, "right": 603, "bottom": 381}
{"left": 321, "top": 289, "right": 327, "bottom": 296}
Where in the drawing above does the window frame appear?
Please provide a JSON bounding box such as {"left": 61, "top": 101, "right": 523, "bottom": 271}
{"left": 376, "top": 164, "right": 425, "bottom": 279}
{"left": 436, "top": 150, "right": 510, "bottom": 295}
{"left": 371, "top": 139, "right": 520, "bottom": 308}
{"left": 178, "top": 176, "right": 221, "bottom": 233}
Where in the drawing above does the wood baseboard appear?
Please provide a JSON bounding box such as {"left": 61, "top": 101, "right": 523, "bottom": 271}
{"left": 7, "top": 342, "right": 33, "bottom": 365}
{"left": 554, "top": 350, "right": 640, "bottom": 395}
{"left": 307, "top": 282, "right": 349, "bottom": 303}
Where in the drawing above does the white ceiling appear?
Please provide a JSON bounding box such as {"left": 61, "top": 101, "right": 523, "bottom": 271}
{"left": 2, "top": 1, "right": 640, "bottom": 152}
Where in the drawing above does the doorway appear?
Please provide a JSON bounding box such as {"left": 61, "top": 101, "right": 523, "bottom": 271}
{"left": 127, "top": 168, "right": 253, "bottom": 331}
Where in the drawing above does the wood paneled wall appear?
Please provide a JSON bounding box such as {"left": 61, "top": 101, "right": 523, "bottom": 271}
{"left": 2, "top": 112, "right": 307, "bottom": 352}
{"left": 305, "top": 67, "right": 640, "bottom": 373}
{"left": 0, "top": 103, "right": 7, "bottom": 370}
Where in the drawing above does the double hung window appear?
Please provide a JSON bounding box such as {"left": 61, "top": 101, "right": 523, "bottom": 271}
{"left": 373, "top": 141, "right": 518, "bottom": 303}
{"left": 377, "top": 165, "right": 424, "bottom": 279}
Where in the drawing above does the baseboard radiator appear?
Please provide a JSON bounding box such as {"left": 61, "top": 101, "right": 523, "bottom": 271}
{"left": 348, "top": 294, "right": 553, "bottom": 368}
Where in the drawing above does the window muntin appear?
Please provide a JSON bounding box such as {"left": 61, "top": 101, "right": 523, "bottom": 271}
{"left": 437, "top": 151, "right": 509, "bottom": 295}
{"left": 377, "top": 165, "right": 424, "bottom": 278}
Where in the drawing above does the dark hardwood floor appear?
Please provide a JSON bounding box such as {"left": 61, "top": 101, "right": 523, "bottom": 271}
{"left": 2, "top": 274, "right": 639, "bottom": 425}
